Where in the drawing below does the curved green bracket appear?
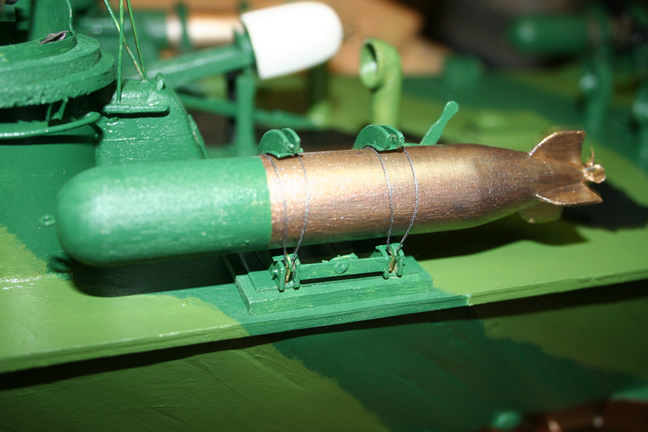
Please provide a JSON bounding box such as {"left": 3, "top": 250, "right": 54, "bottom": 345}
{"left": 352, "top": 124, "right": 404, "bottom": 151}
{"left": 419, "top": 101, "right": 460, "bottom": 146}
{"left": 0, "top": 111, "right": 101, "bottom": 139}
{"left": 257, "top": 128, "right": 303, "bottom": 158}
{"left": 359, "top": 39, "right": 402, "bottom": 127}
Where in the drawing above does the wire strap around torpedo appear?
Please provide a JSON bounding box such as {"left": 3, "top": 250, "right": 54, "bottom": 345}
{"left": 291, "top": 154, "right": 310, "bottom": 269}
{"left": 365, "top": 147, "right": 395, "bottom": 250}
{"left": 395, "top": 147, "right": 419, "bottom": 254}
{"left": 262, "top": 154, "right": 310, "bottom": 278}
{"left": 365, "top": 146, "right": 420, "bottom": 261}
{"left": 262, "top": 154, "right": 290, "bottom": 266}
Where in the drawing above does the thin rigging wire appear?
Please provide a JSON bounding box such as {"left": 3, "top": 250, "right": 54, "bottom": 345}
{"left": 262, "top": 154, "right": 290, "bottom": 265}
{"left": 365, "top": 146, "right": 420, "bottom": 268}
{"left": 262, "top": 154, "right": 311, "bottom": 280}
{"left": 365, "top": 146, "right": 395, "bottom": 250}
{"left": 102, "top": 0, "right": 145, "bottom": 79}
{"left": 396, "top": 147, "right": 419, "bottom": 254}
{"left": 291, "top": 154, "right": 310, "bottom": 269}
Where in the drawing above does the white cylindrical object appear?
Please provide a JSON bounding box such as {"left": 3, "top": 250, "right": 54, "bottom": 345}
{"left": 241, "top": 2, "right": 343, "bottom": 79}
{"left": 166, "top": 15, "right": 243, "bottom": 47}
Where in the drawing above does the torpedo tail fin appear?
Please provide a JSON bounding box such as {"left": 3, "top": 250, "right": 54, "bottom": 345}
{"left": 529, "top": 130, "right": 606, "bottom": 206}
{"left": 536, "top": 184, "right": 602, "bottom": 206}
{"left": 528, "top": 130, "right": 585, "bottom": 165}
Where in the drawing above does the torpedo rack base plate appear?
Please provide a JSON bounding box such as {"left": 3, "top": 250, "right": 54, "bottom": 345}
{"left": 229, "top": 252, "right": 434, "bottom": 315}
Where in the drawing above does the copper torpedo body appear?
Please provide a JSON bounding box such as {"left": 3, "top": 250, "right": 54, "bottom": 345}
{"left": 263, "top": 130, "right": 605, "bottom": 247}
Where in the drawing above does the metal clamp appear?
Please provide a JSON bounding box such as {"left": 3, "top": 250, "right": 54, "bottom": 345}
{"left": 352, "top": 124, "right": 404, "bottom": 151}
{"left": 258, "top": 128, "right": 303, "bottom": 158}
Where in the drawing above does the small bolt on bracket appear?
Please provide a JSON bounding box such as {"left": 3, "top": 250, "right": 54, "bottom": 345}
{"left": 40, "top": 31, "right": 69, "bottom": 45}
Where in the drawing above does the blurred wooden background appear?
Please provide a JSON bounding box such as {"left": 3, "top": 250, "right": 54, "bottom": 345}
{"left": 116, "top": 0, "right": 446, "bottom": 74}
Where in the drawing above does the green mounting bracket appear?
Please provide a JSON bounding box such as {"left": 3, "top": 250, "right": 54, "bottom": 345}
{"left": 352, "top": 124, "right": 404, "bottom": 151}
{"left": 419, "top": 100, "right": 460, "bottom": 146}
{"left": 353, "top": 101, "right": 458, "bottom": 150}
{"left": 268, "top": 244, "right": 406, "bottom": 292}
{"left": 229, "top": 244, "right": 431, "bottom": 315}
{"left": 103, "top": 76, "right": 170, "bottom": 115}
{"left": 257, "top": 128, "right": 303, "bottom": 158}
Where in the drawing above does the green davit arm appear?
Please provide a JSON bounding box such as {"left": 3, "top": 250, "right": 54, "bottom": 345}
{"left": 359, "top": 39, "right": 402, "bottom": 127}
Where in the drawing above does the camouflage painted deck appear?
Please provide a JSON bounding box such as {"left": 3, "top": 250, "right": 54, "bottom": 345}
{"left": 2, "top": 70, "right": 648, "bottom": 431}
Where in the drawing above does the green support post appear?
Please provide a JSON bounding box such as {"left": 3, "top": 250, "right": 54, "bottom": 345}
{"left": 234, "top": 66, "right": 257, "bottom": 156}
{"left": 306, "top": 62, "right": 332, "bottom": 126}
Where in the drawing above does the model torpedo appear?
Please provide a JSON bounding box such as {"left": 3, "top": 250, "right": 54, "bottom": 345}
{"left": 56, "top": 130, "right": 605, "bottom": 266}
